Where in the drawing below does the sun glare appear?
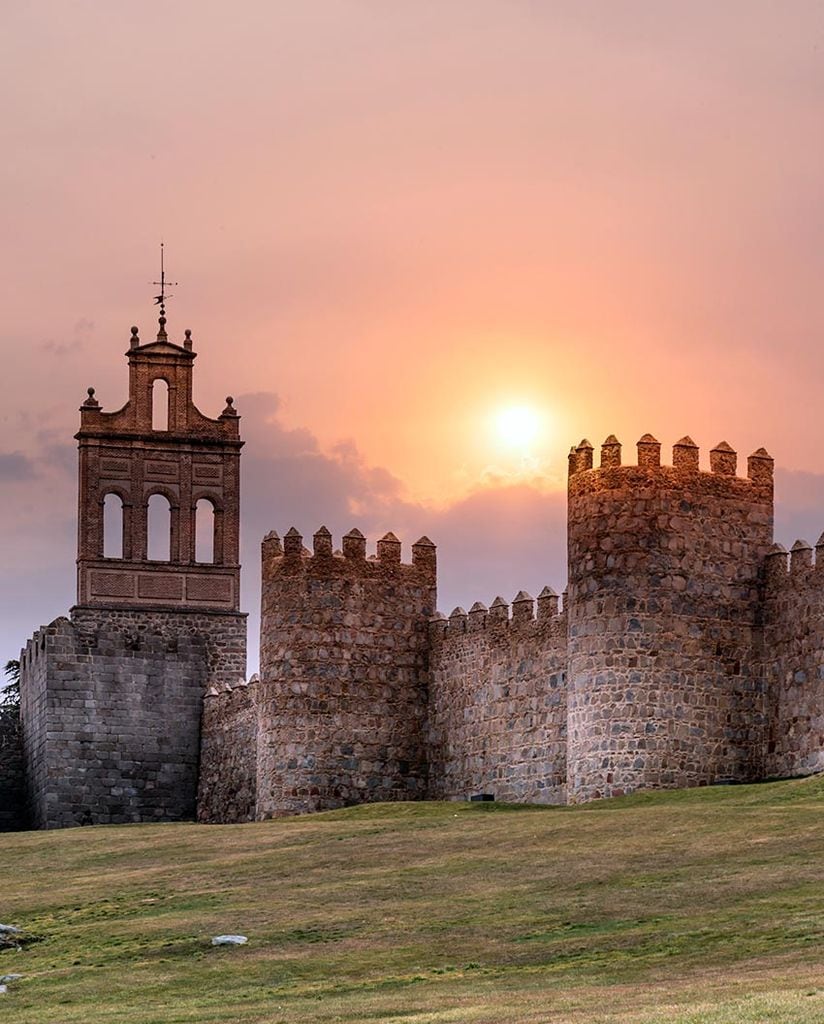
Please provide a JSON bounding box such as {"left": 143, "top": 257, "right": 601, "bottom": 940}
{"left": 495, "top": 405, "right": 542, "bottom": 449}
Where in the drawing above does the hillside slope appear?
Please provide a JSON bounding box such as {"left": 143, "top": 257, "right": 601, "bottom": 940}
{"left": 1, "top": 778, "right": 824, "bottom": 1023}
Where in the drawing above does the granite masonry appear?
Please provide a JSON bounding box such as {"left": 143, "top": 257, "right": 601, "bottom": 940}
{"left": 566, "top": 435, "right": 773, "bottom": 801}
{"left": 200, "top": 527, "right": 436, "bottom": 820}
{"left": 426, "top": 591, "right": 568, "bottom": 805}
{"left": 9, "top": 314, "right": 824, "bottom": 830}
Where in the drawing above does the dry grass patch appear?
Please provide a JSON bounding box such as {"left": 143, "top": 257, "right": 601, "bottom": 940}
{"left": 1, "top": 776, "right": 823, "bottom": 1022}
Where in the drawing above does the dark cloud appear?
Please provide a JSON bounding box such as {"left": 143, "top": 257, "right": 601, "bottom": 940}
{"left": 0, "top": 451, "right": 35, "bottom": 481}
{"left": 39, "top": 317, "right": 94, "bottom": 356}
{"left": 774, "top": 469, "right": 824, "bottom": 548}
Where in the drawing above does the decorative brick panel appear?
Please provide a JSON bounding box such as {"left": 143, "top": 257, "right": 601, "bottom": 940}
{"left": 90, "top": 572, "right": 136, "bottom": 598}
{"left": 145, "top": 460, "right": 180, "bottom": 480}
{"left": 186, "top": 576, "right": 232, "bottom": 602}
{"left": 99, "top": 458, "right": 130, "bottom": 477}
{"left": 138, "top": 574, "right": 184, "bottom": 600}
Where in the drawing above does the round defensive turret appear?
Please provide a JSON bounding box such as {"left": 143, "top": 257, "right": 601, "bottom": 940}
{"left": 566, "top": 434, "right": 774, "bottom": 801}
{"left": 257, "top": 528, "right": 437, "bottom": 817}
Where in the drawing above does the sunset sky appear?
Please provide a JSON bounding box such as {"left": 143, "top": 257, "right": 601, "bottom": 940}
{"left": 3, "top": 1, "right": 824, "bottom": 670}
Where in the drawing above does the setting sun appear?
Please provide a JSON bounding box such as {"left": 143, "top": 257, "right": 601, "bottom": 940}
{"left": 495, "top": 404, "right": 543, "bottom": 449}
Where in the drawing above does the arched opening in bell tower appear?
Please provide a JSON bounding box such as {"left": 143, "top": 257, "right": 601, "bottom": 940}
{"left": 147, "top": 493, "right": 172, "bottom": 561}
{"left": 102, "top": 493, "right": 124, "bottom": 559}
{"left": 151, "top": 379, "right": 169, "bottom": 431}
{"left": 195, "top": 498, "right": 216, "bottom": 564}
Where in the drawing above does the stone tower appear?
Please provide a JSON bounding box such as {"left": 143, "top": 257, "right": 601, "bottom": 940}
{"left": 565, "top": 434, "right": 774, "bottom": 802}
{"left": 254, "top": 527, "right": 437, "bottom": 817}
{"left": 19, "top": 311, "right": 247, "bottom": 828}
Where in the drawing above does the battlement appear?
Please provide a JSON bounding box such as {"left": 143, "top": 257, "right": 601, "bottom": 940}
{"left": 19, "top": 617, "right": 73, "bottom": 676}
{"left": 427, "top": 593, "right": 568, "bottom": 806}
{"left": 430, "top": 587, "right": 565, "bottom": 642}
{"left": 568, "top": 434, "right": 774, "bottom": 489}
{"left": 204, "top": 672, "right": 259, "bottom": 700}
{"left": 261, "top": 527, "right": 437, "bottom": 584}
{"left": 764, "top": 537, "right": 824, "bottom": 587}
{"left": 257, "top": 525, "right": 433, "bottom": 819}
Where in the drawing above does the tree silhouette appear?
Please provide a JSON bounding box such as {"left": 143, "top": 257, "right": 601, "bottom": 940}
{"left": 1, "top": 659, "right": 20, "bottom": 713}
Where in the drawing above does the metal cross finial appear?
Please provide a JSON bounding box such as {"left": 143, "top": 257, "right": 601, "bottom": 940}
{"left": 152, "top": 242, "right": 178, "bottom": 316}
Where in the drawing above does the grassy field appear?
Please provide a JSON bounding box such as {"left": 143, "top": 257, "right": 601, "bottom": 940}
{"left": 2, "top": 778, "right": 824, "bottom": 1023}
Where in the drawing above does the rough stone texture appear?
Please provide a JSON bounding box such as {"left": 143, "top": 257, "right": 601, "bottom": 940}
{"left": 198, "top": 681, "right": 258, "bottom": 823}
{"left": 253, "top": 529, "right": 437, "bottom": 817}
{"left": 566, "top": 437, "right": 774, "bottom": 801}
{"left": 761, "top": 544, "right": 824, "bottom": 779}
{"left": 0, "top": 709, "right": 25, "bottom": 832}
{"left": 427, "top": 597, "right": 568, "bottom": 804}
{"left": 20, "top": 608, "right": 246, "bottom": 829}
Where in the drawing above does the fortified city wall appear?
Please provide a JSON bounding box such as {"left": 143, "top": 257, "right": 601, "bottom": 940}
{"left": 15, "top": 333, "right": 824, "bottom": 833}
{"left": 566, "top": 434, "right": 774, "bottom": 802}
{"left": 762, "top": 541, "right": 824, "bottom": 780}
{"left": 426, "top": 590, "right": 568, "bottom": 804}
{"left": 195, "top": 433, "right": 824, "bottom": 824}
{"left": 198, "top": 675, "right": 259, "bottom": 823}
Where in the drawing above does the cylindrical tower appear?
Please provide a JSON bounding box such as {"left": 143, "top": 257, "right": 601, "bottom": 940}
{"left": 566, "top": 434, "right": 774, "bottom": 802}
{"left": 256, "top": 527, "right": 437, "bottom": 817}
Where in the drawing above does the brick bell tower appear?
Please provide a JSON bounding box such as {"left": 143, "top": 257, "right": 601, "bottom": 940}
{"left": 76, "top": 311, "right": 243, "bottom": 611}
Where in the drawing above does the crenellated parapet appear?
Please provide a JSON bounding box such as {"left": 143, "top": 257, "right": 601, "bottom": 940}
{"left": 763, "top": 536, "right": 824, "bottom": 588}
{"left": 429, "top": 586, "right": 565, "bottom": 644}
{"left": 261, "top": 526, "right": 437, "bottom": 587}
{"left": 760, "top": 535, "right": 824, "bottom": 781}
{"left": 568, "top": 433, "right": 774, "bottom": 491}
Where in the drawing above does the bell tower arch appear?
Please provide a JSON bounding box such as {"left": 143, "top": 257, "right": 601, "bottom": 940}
{"left": 76, "top": 313, "right": 243, "bottom": 611}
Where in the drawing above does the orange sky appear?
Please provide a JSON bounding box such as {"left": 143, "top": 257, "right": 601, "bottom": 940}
{"left": 3, "top": 2, "right": 824, "bottom": 667}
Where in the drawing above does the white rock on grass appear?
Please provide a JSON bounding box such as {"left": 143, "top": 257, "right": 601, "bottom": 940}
{"left": 0, "top": 925, "right": 20, "bottom": 934}
{"left": 211, "top": 934, "right": 248, "bottom": 946}
{"left": 0, "top": 985, "right": 7, "bottom": 996}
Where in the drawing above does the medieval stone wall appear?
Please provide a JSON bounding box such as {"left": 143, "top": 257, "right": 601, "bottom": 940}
{"left": 566, "top": 435, "right": 775, "bottom": 802}
{"left": 20, "top": 606, "right": 246, "bottom": 829}
{"left": 427, "top": 590, "right": 567, "bottom": 804}
{"left": 254, "top": 528, "right": 436, "bottom": 817}
{"left": 19, "top": 619, "right": 57, "bottom": 829}
{"left": 198, "top": 680, "right": 258, "bottom": 823}
{"left": 0, "top": 708, "right": 25, "bottom": 831}
{"left": 761, "top": 542, "right": 824, "bottom": 779}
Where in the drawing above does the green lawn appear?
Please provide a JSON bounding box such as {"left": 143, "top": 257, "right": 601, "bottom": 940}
{"left": 2, "top": 777, "right": 824, "bottom": 1023}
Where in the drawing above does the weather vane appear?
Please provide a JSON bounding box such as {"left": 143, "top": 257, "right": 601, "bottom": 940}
{"left": 152, "top": 242, "right": 178, "bottom": 316}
